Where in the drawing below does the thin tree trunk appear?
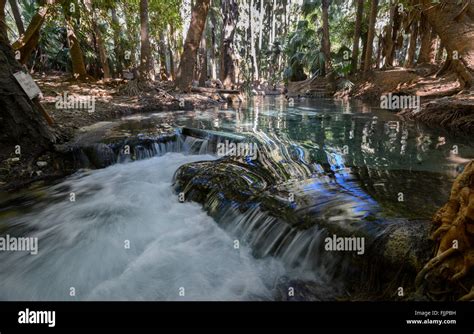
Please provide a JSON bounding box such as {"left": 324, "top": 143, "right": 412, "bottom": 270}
{"left": 111, "top": 7, "right": 124, "bottom": 77}
{"left": 257, "top": 0, "right": 264, "bottom": 78}
{"left": 436, "top": 40, "right": 444, "bottom": 63}
{"left": 405, "top": 18, "right": 418, "bottom": 68}
{"left": 8, "top": 0, "right": 24, "bottom": 35}
{"left": 382, "top": 1, "right": 400, "bottom": 68}
{"left": 62, "top": 1, "right": 88, "bottom": 80}
{"left": 159, "top": 31, "right": 170, "bottom": 81}
{"left": 176, "top": 0, "right": 211, "bottom": 92}
{"left": 258, "top": 0, "right": 264, "bottom": 51}
{"left": 249, "top": 0, "right": 259, "bottom": 81}
{"left": 139, "top": 0, "right": 154, "bottom": 81}
{"left": 360, "top": 31, "right": 368, "bottom": 71}
{"left": 321, "top": 0, "right": 332, "bottom": 75}
{"left": 168, "top": 23, "right": 176, "bottom": 80}
{"left": 351, "top": 0, "right": 364, "bottom": 74}
{"left": 376, "top": 35, "right": 382, "bottom": 68}
{"left": 418, "top": 13, "right": 435, "bottom": 64}
{"left": 198, "top": 24, "right": 208, "bottom": 86}
{"left": 221, "top": 0, "right": 239, "bottom": 88}
{"left": 209, "top": 13, "right": 217, "bottom": 79}
{"left": 270, "top": 0, "right": 276, "bottom": 45}
{"left": 94, "top": 25, "right": 112, "bottom": 80}
{"left": 89, "top": 4, "right": 111, "bottom": 80}
{"left": 12, "top": 0, "right": 54, "bottom": 65}
{"left": 364, "top": 0, "right": 379, "bottom": 73}
{"left": 428, "top": 32, "right": 438, "bottom": 64}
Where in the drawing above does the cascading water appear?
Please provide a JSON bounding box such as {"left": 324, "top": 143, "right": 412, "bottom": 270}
{"left": 1, "top": 98, "right": 472, "bottom": 301}
{"left": 0, "top": 133, "right": 342, "bottom": 301}
{"left": 0, "top": 151, "right": 294, "bottom": 301}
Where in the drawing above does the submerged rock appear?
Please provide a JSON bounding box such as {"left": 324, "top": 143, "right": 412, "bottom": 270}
{"left": 173, "top": 130, "right": 434, "bottom": 299}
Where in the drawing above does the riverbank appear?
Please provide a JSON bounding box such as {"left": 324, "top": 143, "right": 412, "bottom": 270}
{"left": 335, "top": 67, "right": 474, "bottom": 133}
{"left": 0, "top": 73, "right": 233, "bottom": 191}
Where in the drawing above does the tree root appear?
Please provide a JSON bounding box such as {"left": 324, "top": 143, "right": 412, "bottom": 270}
{"left": 415, "top": 248, "right": 457, "bottom": 287}
{"left": 416, "top": 161, "right": 474, "bottom": 300}
{"left": 458, "top": 286, "right": 474, "bottom": 301}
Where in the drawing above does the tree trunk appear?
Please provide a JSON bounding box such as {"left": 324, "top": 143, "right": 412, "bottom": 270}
{"left": 176, "top": 0, "right": 211, "bottom": 92}
{"left": 258, "top": 0, "right": 264, "bottom": 51}
{"left": 159, "top": 31, "right": 170, "bottom": 81}
{"left": 12, "top": 0, "right": 54, "bottom": 65}
{"left": 321, "top": 0, "right": 332, "bottom": 75}
{"left": 270, "top": 0, "right": 276, "bottom": 46}
{"left": 420, "top": 0, "right": 474, "bottom": 87}
{"left": 428, "top": 32, "right": 438, "bottom": 63}
{"left": 405, "top": 18, "right": 418, "bottom": 68}
{"left": 111, "top": 7, "right": 123, "bottom": 77}
{"left": 62, "top": 1, "right": 88, "bottom": 80}
{"left": 249, "top": 0, "right": 259, "bottom": 81}
{"left": 436, "top": 40, "right": 444, "bottom": 63}
{"left": 363, "top": 0, "right": 379, "bottom": 73}
{"left": 360, "top": 31, "right": 368, "bottom": 71}
{"left": 209, "top": 13, "right": 217, "bottom": 80}
{"left": 376, "top": 35, "right": 382, "bottom": 68}
{"left": 221, "top": 0, "right": 239, "bottom": 88}
{"left": 0, "top": 16, "right": 55, "bottom": 148}
{"left": 198, "top": 24, "right": 208, "bottom": 86}
{"left": 139, "top": 0, "right": 154, "bottom": 81}
{"left": 351, "top": 0, "right": 364, "bottom": 74}
{"left": 168, "top": 24, "right": 176, "bottom": 80}
{"left": 90, "top": 7, "right": 111, "bottom": 80}
{"left": 418, "top": 13, "right": 436, "bottom": 64}
{"left": 382, "top": 1, "right": 401, "bottom": 68}
{"left": 8, "top": 0, "right": 24, "bottom": 35}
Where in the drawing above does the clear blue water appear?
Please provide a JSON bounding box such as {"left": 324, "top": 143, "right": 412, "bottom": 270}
{"left": 0, "top": 97, "right": 472, "bottom": 300}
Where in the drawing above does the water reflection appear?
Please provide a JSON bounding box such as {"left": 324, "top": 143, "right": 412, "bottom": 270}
{"left": 115, "top": 97, "right": 472, "bottom": 219}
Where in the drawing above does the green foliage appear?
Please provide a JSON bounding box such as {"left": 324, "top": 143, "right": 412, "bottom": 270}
{"left": 284, "top": 19, "right": 322, "bottom": 81}
{"left": 10, "top": 0, "right": 183, "bottom": 74}
{"left": 284, "top": 0, "right": 369, "bottom": 79}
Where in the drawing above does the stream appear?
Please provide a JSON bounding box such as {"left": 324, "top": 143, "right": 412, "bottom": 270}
{"left": 0, "top": 97, "right": 472, "bottom": 301}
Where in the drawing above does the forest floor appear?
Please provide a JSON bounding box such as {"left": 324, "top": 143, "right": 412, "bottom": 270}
{"left": 339, "top": 66, "right": 474, "bottom": 133}
{"left": 0, "top": 72, "right": 230, "bottom": 190}
{"left": 36, "top": 72, "right": 227, "bottom": 140}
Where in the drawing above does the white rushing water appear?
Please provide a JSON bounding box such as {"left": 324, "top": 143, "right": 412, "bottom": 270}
{"left": 0, "top": 153, "right": 287, "bottom": 301}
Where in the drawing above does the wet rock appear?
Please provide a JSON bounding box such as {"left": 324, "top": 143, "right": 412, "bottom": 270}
{"left": 82, "top": 144, "right": 116, "bottom": 169}
{"left": 173, "top": 131, "right": 434, "bottom": 299}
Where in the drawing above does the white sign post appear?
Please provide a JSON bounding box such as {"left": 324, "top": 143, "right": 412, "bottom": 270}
{"left": 13, "top": 71, "right": 54, "bottom": 125}
{"left": 13, "top": 71, "right": 42, "bottom": 99}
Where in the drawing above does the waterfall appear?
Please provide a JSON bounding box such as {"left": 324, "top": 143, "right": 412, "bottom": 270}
{"left": 71, "top": 130, "right": 212, "bottom": 169}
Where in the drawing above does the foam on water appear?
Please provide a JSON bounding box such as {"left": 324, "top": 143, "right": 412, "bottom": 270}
{"left": 0, "top": 153, "right": 286, "bottom": 301}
